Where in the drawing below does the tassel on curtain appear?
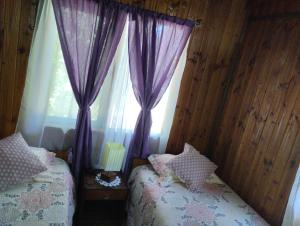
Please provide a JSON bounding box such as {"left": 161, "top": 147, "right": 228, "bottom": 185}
{"left": 125, "top": 9, "right": 194, "bottom": 174}
{"left": 51, "top": 0, "right": 127, "bottom": 182}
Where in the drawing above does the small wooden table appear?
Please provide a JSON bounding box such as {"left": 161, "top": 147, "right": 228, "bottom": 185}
{"left": 78, "top": 171, "right": 128, "bottom": 225}
{"left": 82, "top": 171, "right": 128, "bottom": 200}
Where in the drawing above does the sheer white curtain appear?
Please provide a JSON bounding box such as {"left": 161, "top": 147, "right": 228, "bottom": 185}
{"left": 17, "top": 0, "right": 111, "bottom": 149}
{"left": 283, "top": 166, "right": 300, "bottom": 226}
{"left": 17, "top": 0, "right": 189, "bottom": 168}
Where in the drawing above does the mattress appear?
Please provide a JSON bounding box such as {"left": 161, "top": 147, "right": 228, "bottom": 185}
{"left": 127, "top": 165, "right": 269, "bottom": 226}
{"left": 0, "top": 152, "right": 75, "bottom": 226}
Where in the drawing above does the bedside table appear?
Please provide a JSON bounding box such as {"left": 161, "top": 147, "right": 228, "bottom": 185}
{"left": 78, "top": 171, "right": 128, "bottom": 225}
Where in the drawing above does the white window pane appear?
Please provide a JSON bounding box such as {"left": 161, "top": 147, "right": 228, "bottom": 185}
{"left": 45, "top": 40, "right": 104, "bottom": 123}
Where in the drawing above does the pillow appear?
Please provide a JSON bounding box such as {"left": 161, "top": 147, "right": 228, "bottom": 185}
{"left": 166, "top": 143, "right": 217, "bottom": 192}
{"left": 148, "top": 154, "right": 175, "bottom": 177}
{"left": 0, "top": 133, "right": 47, "bottom": 192}
{"left": 31, "top": 147, "right": 56, "bottom": 166}
{"left": 148, "top": 154, "right": 180, "bottom": 186}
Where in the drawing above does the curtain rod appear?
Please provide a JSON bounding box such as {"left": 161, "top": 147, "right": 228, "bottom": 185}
{"left": 93, "top": 0, "right": 197, "bottom": 28}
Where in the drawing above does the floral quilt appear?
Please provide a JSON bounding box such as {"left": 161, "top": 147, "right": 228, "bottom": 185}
{"left": 127, "top": 165, "right": 269, "bottom": 226}
{"left": 0, "top": 158, "right": 75, "bottom": 226}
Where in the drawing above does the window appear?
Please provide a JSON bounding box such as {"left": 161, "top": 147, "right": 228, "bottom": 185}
{"left": 45, "top": 20, "right": 171, "bottom": 136}
{"left": 45, "top": 39, "right": 103, "bottom": 124}
{"left": 17, "top": 0, "right": 187, "bottom": 156}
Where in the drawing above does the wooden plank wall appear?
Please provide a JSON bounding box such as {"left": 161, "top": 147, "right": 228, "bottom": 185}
{"left": 0, "top": 0, "right": 38, "bottom": 138}
{"left": 212, "top": 1, "right": 300, "bottom": 225}
{"left": 148, "top": 0, "right": 248, "bottom": 155}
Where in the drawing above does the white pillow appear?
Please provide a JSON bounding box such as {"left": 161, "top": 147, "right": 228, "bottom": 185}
{"left": 148, "top": 154, "right": 180, "bottom": 186}
{"left": 31, "top": 147, "right": 56, "bottom": 166}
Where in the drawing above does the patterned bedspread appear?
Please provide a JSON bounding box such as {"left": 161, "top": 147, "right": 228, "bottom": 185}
{"left": 0, "top": 157, "right": 75, "bottom": 226}
{"left": 127, "top": 165, "right": 269, "bottom": 226}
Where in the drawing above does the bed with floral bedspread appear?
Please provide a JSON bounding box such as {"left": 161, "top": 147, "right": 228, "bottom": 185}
{"left": 127, "top": 165, "right": 269, "bottom": 226}
{"left": 0, "top": 152, "right": 75, "bottom": 226}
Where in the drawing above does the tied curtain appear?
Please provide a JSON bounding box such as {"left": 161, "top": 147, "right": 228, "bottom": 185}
{"left": 125, "top": 11, "right": 193, "bottom": 173}
{"left": 97, "top": 23, "right": 190, "bottom": 170}
{"left": 51, "top": 0, "right": 126, "bottom": 180}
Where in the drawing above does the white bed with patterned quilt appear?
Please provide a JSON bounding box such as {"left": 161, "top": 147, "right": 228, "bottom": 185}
{"left": 0, "top": 148, "right": 75, "bottom": 226}
{"left": 127, "top": 165, "right": 269, "bottom": 226}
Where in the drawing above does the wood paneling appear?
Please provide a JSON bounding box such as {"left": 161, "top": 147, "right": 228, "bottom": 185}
{"left": 0, "top": 0, "right": 38, "bottom": 138}
{"left": 249, "top": 0, "right": 300, "bottom": 19}
{"left": 159, "top": 0, "right": 248, "bottom": 155}
{"left": 212, "top": 9, "right": 300, "bottom": 226}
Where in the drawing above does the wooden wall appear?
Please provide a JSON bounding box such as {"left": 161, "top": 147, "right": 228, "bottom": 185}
{"left": 211, "top": 1, "right": 300, "bottom": 225}
{"left": 0, "top": 0, "right": 38, "bottom": 138}
{"left": 160, "top": 0, "right": 248, "bottom": 155}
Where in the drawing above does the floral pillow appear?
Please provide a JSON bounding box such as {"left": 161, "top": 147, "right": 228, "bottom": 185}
{"left": 148, "top": 154, "right": 180, "bottom": 186}
{"left": 0, "top": 133, "right": 47, "bottom": 192}
{"left": 31, "top": 147, "right": 56, "bottom": 166}
{"left": 166, "top": 143, "right": 217, "bottom": 192}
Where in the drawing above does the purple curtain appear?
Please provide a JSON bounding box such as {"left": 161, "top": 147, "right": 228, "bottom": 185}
{"left": 126, "top": 11, "right": 193, "bottom": 173}
{"left": 51, "top": 0, "right": 127, "bottom": 181}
